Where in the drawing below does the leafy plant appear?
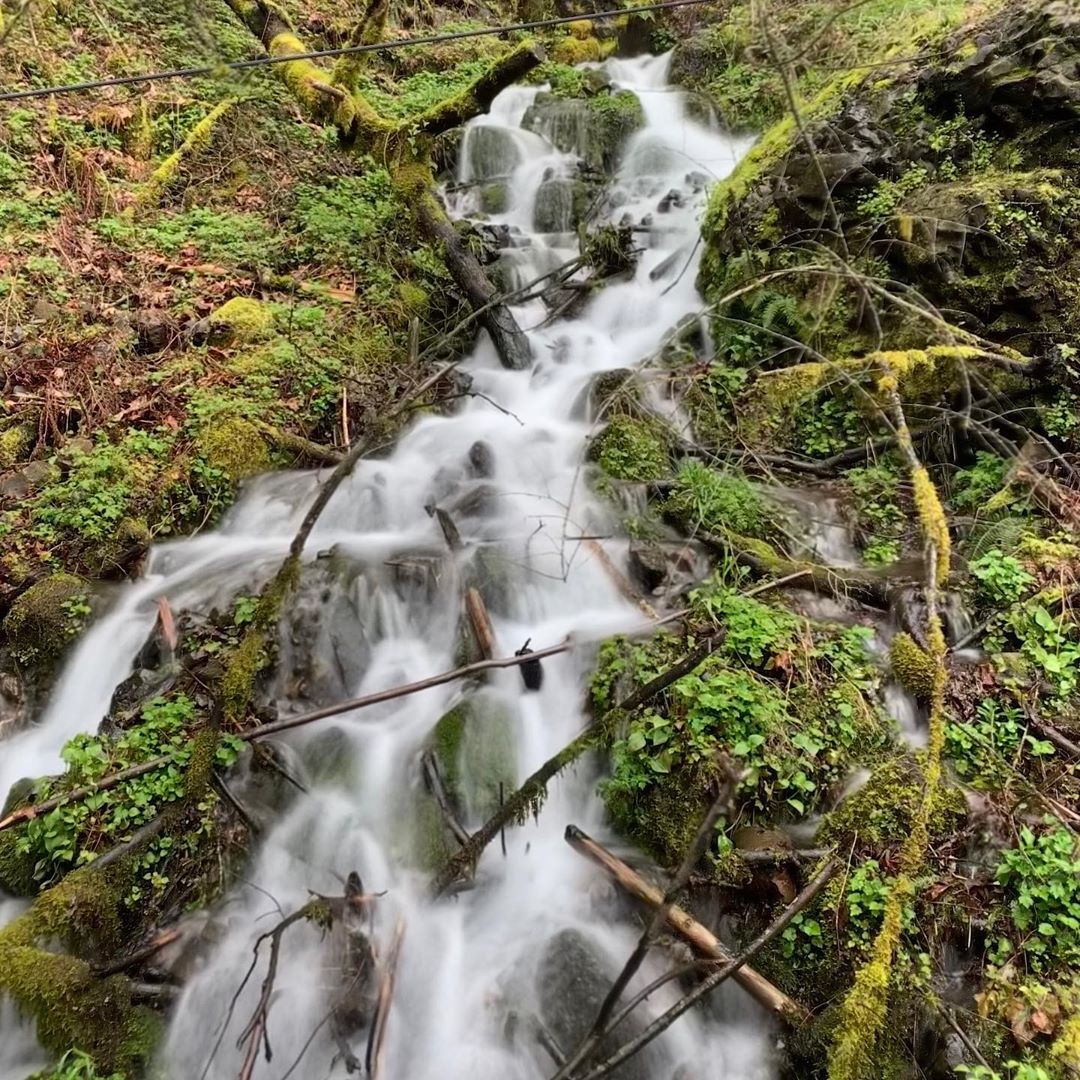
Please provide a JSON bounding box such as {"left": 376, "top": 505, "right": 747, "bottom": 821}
{"left": 1005, "top": 602, "right": 1080, "bottom": 699}
{"left": 30, "top": 1049, "right": 124, "bottom": 1080}
{"left": 666, "top": 461, "right": 768, "bottom": 537}
{"left": 845, "top": 859, "right": 915, "bottom": 950}
{"left": 946, "top": 697, "right": 1053, "bottom": 786}
{"left": 994, "top": 824, "right": 1080, "bottom": 971}
{"left": 690, "top": 579, "right": 797, "bottom": 666}
{"left": 781, "top": 910, "right": 825, "bottom": 960}
{"left": 969, "top": 549, "right": 1034, "bottom": 605}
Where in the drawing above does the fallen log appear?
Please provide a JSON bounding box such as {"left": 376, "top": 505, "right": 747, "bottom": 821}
{"left": 564, "top": 825, "right": 808, "bottom": 1024}
{"left": 366, "top": 918, "right": 406, "bottom": 1079}
{"left": 575, "top": 856, "right": 840, "bottom": 1080}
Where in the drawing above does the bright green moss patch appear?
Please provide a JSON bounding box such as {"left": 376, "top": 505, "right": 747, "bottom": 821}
{"left": 591, "top": 415, "right": 670, "bottom": 483}
{"left": 664, "top": 461, "right": 771, "bottom": 538}
{"left": 3, "top": 574, "right": 89, "bottom": 667}
{"left": 207, "top": 296, "right": 274, "bottom": 345}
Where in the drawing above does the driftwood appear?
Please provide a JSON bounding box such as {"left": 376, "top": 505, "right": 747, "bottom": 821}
{"left": 421, "top": 749, "right": 470, "bottom": 848}
{"left": 465, "top": 585, "right": 498, "bottom": 659}
{"left": 564, "top": 825, "right": 807, "bottom": 1025}
{"left": 365, "top": 918, "right": 406, "bottom": 1079}
{"left": 92, "top": 927, "right": 181, "bottom": 978}
{"left": 574, "top": 856, "right": 841, "bottom": 1080}
{"left": 551, "top": 757, "right": 740, "bottom": 1080}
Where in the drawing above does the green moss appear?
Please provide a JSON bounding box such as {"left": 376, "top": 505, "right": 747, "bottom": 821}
{"left": 431, "top": 693, "right": 516, "bottom": 820}
{"left": 889, "top": 632, "right": 935, "bottom": 702}
{"left": 591, "top": 414, "right": 670, "bottom": 483}
{"left": 3, "top": 574, "right": 89, "bottom": 667}
{"left": 206, "top": 296, "right": 274, "bottom": 345}
{"left": 664, "top": 461, "right": 770, "bottom": 537}
{"left": 0, "top": 420, "right": 35, "bottom": 467}
{"left": 552, "top": 32, "right": 601, "bottom": 65}
{"left": 585, "top": 90, "right": 645, "bottom": 169}
{"left": 196, "top": 416, "right": 271, "bottom": 482}
{"left": 817, "top": 755, "right": 965, "bottom": 851}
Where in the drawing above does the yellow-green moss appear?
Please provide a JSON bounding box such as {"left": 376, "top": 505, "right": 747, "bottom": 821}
{"left": 817, "top": 755, "right": 963, "bottom": 851}
{"left": 553, "top": 33, "right": 602, "bottom": 65}
{"left": 197, "top": 416, "right": 271, "bottom": 482}
{"left": 889, "top": 632, "right": 936, "bottom": 702}
{"left": 3, "top": 574, "right": 88, "bottom": 667}
{"left": 206, "top": 296, "right": 274, "bottom": 345}
{"left": 590, "top": 414, "right": 670, "bottom": 482}
{"left": 135, "top": 98, "right": 234, "bottom": 209}
{"left": 0, "top": 421, "right": 35, "bottom": 468}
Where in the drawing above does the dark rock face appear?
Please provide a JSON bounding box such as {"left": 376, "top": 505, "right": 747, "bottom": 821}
{"left": 627, "top": 539, "right": 707, "bottom": 597}
{"left": 700, "top": 0, "right": 1080, "bottom": 358}
{"left": 535, "top": 928, "right": 669, "bottom": 1080}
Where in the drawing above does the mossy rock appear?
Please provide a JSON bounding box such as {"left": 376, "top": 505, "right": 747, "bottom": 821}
{"left": 889, "top": 631, "right": 936, "bottom": 702}
{"left": 196, "top": 416, "right": 271, "bottom": 482}
{"left": 3, "top": 574, "right": 89, "bottom": 668}
{"left": 405, "top": 790, "right": 458, "bottom": 875}
{"left": 552, "top": 32, "right": 602, "bottom": 66}
{"left": 522, "top": 89, "right": 644, "bottom": 172}
{"left": 430, "top": 690, "right": 516, "bottom": 821}
{"left": 0, "top": 421, "right": 35, "bottom": 469}
{"left": 588, "top": 414, "right": 671, "bottom": 483}
{"left": 605, "top": 759, "right": 721, "bottom": 866}
{"left": 817, "top": 755, "right": 966, "bottom": 851}
{"left": 206, "top": 297, "right": 274, "bottom": 345}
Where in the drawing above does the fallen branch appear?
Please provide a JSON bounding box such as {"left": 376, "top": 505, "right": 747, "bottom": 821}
{"left": 432, "top": 629, "right": 727, "bottom": 895}
{"left": 551, "top": 757, "right": 740, "bottom": 1080}
{"left": 573, "top": 857, "right": 840, "bottom": 1080}
{"left": 92, "top": 928, "right": 181, "bottom": 978}
{"left": 465, "top": 585, "right": 498, "bottom": 660}
{"left": 365, "top": 918, "right": 406, "bottom": 1079}
{"left": 564, "top": 825, "right": 808, "bottom": 1024}
{"left": 421, "top": 749, "right": 470, "bottom": 847}
{"left": 255, "top": 422, "right": 344, "bottom": 466}
{"left": 583, "top": 539, "right": 658, "bottom": 620}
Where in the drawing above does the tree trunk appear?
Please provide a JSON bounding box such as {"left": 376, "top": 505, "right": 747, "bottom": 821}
{"left": 416, "top": 192, "right": 533, "bottom": 370}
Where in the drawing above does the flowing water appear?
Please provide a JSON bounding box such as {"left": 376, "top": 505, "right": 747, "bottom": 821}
{"left": 0, "top": 55, "right": 773, "bottom": 1079}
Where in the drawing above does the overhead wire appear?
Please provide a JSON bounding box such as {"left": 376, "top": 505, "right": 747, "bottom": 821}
{"left": 0, "top": 0, "right": 719, "bottom": 103}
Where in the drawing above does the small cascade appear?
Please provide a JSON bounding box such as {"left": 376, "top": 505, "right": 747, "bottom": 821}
{"left": 0, "top": 54, "right": 769, "bottom": 1080}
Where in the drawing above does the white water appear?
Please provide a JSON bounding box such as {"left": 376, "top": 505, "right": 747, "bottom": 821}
{"left": 0, "top": 56, "right": 771, "bottom": 1079}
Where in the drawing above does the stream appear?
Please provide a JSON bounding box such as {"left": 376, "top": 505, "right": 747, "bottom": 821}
{"left": 0, "top": 54, "right": 776, "bottom": 1079}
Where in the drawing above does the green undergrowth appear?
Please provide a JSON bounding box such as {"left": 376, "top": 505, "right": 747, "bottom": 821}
{"left": 592, "top": 577, "right": 892, "bottom": 863}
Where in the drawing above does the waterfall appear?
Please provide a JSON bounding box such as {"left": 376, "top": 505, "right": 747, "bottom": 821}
{"left": 0, "top": 55, "right": 769, "bottom": 1080}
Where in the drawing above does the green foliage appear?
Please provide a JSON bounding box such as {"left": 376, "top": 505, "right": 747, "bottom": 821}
{"left": 858, "top": 165, "right": 930, "bottom": 218}
{"left": 781, "top": 910, "right": 825, "bottom": 961}
{"left": 845, "top": 859, "right": 915, "bottom": 951}
{"left": 30, "top": 432, "right": 173, "bottom": 545}
{"left": 847, "top": 463, "right": 904, "bottom": 564}
{"left": 969, "top": 549, "right": 1034, "bottom": 605}
{"left": 665, "top": 461, "right": 768, "bottom": 537}
{"left": 2, "top": 574, "right": 89, "bottom": 667}
{"left": 291, "top": 169, "right": 399, "bottom": 274}
{"left": 994, "top": 825, "right": 1080, "bottom": 973}
{"left": 956, "top": 1065, "right": 1052, "bottom": 1080}
{"left": 593, "top": 415, "right": 670, "bottom": 482}
{"left": 952, "top": 453, "right": 1013, "bottom": 513}
{"left": 14, "top": 693, "right": 239, "bottom": 895}
{"left": 945, "top": 697, "right": 1053, "bottom": 787}
{"left": 1003, "top": 602, "right": 1080, "bottom": 699}
{"left": 797, "top": 393, "right": 864, "bottom": 457}
{"left": 690, "top": 578, "right": 797, "bottom": 665}
{"left": 29, "top": 1048, "right": 124, "bottom": 1080}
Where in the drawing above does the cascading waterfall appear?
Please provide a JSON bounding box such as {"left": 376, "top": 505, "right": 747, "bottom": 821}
{"left": 0, "top": 55, "right": 772, "bottom": 1080}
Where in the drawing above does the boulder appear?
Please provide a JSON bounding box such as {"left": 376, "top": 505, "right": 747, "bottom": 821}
{"left": 535, "top": 928, "right": 669, "bottom": 1080}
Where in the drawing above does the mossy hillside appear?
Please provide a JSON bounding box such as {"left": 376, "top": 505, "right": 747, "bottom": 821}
{"left": 0, "top": 0, "right": 497, "bottom": 608}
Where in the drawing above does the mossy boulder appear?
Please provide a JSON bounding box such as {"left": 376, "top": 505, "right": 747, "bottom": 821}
{"left": 206, "top": 296, "right": 274, "bottom": 346}
{"left": 3, "top": 574, "right": 89, "bottom": 668}
{"left": 889, "top": 631, "right": 936, "bottom": 702}
{"left": 817, "top": 755, "right": 966, "bottom": 852}
{"left": 532, "top": 176, "right": 593, "bottom": 233}
{"left": 196, "top": 416, "right": 271, "bottom": 483}
{"left": 431, "top": 690, "right": 516, "bottom": 821}
{"left": 0, "top": 420, "right": 35, "bottom": 469}
{"left": 588, "top": 414, "right": 671, "bottom": 483}
{"left": 522, "top": 90, "right": 645, "bottom": 172}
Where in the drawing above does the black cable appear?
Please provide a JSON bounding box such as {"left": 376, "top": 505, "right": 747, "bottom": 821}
{"left": 0, "top": 0, "right": 718, "bottom": 103}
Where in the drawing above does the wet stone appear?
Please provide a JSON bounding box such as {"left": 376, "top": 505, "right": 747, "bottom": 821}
{"left": 464, "top": 125, "right": 523, "bottom": 182}
{"left": 467, "top": 440, "right": 496, "bottom": 479}
{"left": 536, "top": 928, "right": 668, "bottom": 1080}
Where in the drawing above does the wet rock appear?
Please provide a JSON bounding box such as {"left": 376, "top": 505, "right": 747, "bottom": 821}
{"left": 302, "top": 726, "right": 361, "bottom": 789}
{"left": 2, "top": 574, "right": 89, "bottom": 670}
{"left": 627, "top": 539, "right": 707, "bottom": 597}
{"left": 536, "top": 928, "right": 668, "bottom": 1080}
{"left": 467, "top": 440, "right": 496, "bottom": 479}
{"left": 465, "top": 544, "right": 517, "bottom": 617}
{"left": 474, "top": 222, "right": 513, "bottom": 251}
{"left": 449, "top": 482, "right": 500, "bottom": 520}
{"left": 279, "top": 559, "right": 370, "bottom": 707}
{"left": 430, "top": 689, "right": 517, "bottom": 821}
{"left": 533, "top": 176, "right": 592, "bottom": 234}
{"left": 388, "top": 554, "right": 446, "bottom": 605}
{"left": 464, "top": 125, "right": 523, "bottom": 182}
{"left": 0, "top": 459, "right": 54, "bottom": 500}
{"left": 522, "top": 90, "right": 646, "bottom": 172}
{"left": 657, "top": 188, "right": 685, "bottom": 213}
{"left": 478, "top": 182, "right": 509, "bottom": 215}
{"left": 134, "top": 308, "right": 178, "bottom": 354}
{"left": 224, "top": 740, "right": 309, "bottom": 832}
